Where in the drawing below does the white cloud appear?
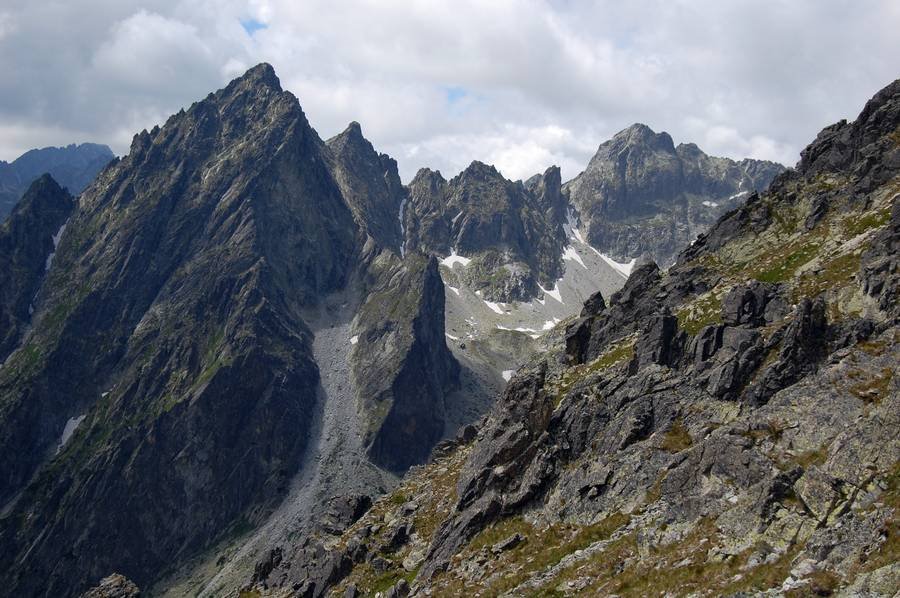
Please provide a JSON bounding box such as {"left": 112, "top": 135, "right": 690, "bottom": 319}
{"left": 0, "top": 11, "right": 16, "bottom": 40}
{"left": 0, "top": 0, "right": 898, "bottom": 182}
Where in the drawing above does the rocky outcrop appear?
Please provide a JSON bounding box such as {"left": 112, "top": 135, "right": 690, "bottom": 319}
{"left": 565, "top": 123, "right": 784, "bottom": 266}
{"left": 861, "top": 195, "right": 900, "bottom": 321}
{"left": 326, "top": 121, "right": 406, "bottom": 253}
{"left": 352, "top": 253, "right": 460, "bottom": 471}
{"left": 0, "top": 174, "right": 73, "bottom": 361}
{"left": 79, "top": 574, "right": 140, "bottom": 598}
{"left": 0, "top": 143, "right": 113, "bottom": 220}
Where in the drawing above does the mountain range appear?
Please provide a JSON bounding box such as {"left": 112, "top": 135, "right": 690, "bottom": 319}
{"left": 0, "top": 64, "right": 895, "bottom": 597}
{"left": 0, "top": 143, "right": 114, "bottom": 221}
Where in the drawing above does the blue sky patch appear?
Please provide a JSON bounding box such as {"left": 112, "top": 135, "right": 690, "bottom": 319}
{"left": 445, "top": 86, "right": 468, "bottom": 104}
{"left": 240, "top": 18, "right": 267, "bottom": 36}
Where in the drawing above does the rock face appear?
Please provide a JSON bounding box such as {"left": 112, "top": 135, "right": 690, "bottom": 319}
{"left": 0, "top": 64, "right": 459, "bottom": 597}
{"left": 353, "top": 253, "right": 460, "bottom": 471}
{"left": 0, "top": 174, "right": 74, "bottom": 360}
{"left": 403, "top": 162, "right": 566, "bottom": 301}
{"left": 0, "top": 142, "right": 113, "bottom": 220}
{"left": 279, "top": 79, "right": 900, "bottom": 597}
{"left": 565, "top": 123, "right": 784, "bottom": 266}
{"left": 326, "top": 121, "right": 406, "bottom": 253}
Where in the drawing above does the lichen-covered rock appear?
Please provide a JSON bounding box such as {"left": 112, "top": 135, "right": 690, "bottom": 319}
{"left": 79, "top": 574, "right": 140, "bottom": 598}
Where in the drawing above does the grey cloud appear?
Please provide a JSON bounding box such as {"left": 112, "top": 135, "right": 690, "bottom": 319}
{"left": 0, "top": 0, "right": 897, "bottom": 182}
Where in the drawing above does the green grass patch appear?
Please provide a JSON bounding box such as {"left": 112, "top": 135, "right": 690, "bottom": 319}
{"left": 751, "top": 241, "right": 821, "bottom": 283}
{"left": 677, "top": 291, "right": 724, "bottom": 335}
{"left": 842, "top": 207, "right": 892, "bottom": 237}
{"left": 792, "top": 250, "right": 861, "bottom": 303}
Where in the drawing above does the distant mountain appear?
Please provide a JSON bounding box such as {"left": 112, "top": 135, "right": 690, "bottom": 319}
{"left": 566, "top": 123, "right": 785, "bottom": 266}
{"left": 0, "top": 143, "right": 114, "bottom": 221}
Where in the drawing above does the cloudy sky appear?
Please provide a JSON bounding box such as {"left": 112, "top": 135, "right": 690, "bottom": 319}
{"left": 0, "top": 1, "right": 898, "bottom": 182}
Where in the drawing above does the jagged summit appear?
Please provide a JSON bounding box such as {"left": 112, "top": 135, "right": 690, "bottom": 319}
{"left": 235, "top": 61, "right": 282, "bottom": 90}
{"left": 565, "top": 121, "right": 785, "bottom": 265}
{"left": 607, "top": 122, "right": 677, "bottom": 153}
{"left": 798, "top": 77, "right": 900, "bottom": 180}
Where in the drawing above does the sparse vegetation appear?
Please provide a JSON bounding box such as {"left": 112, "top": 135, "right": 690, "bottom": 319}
{"left": 676, "top": 290, "right": 724, "bottom": 335}
{"left": 848, "top": 367, "right": 894, "bottom": 403}
{"left": 660, "top": 419, "right": 693, "bottom": 453}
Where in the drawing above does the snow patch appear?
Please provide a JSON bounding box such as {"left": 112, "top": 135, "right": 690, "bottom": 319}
{"left": 451, "top": 210, "right": 464, "bottom": 225}
{"left": 562, "top": 246, "right": 586, "bottom": 269}
{"left": 350, "top": 335, "right": 359, "bottom": 345}
{"left": 702, "top": 200, "right": 719, "bottom": 208}
{"left": 44, "top": 222, "right": 68, "bottom": 271}
{"left": 538, "top": 283, "right": 563, "bottom": 304}
{"left": 502, "top": 370, "right": 515, "bottom": 381}
{"left": 497, "top": 325, "right": 540, "bottom": 333}
{"left": 484, "top": 300, "right": 505, "bottom": 315}
{"left": 542, "top": 318, "right": 560, "bottom": 330}
{"left": 445, "top": 333, "right": 459, "bottom": 341}
{"left": 728, "top": 191, "right": 749, "bottom": 201}
{"left": 57, "top": 414, "right": 86, "bottom": 453}
{"left": 447, "top": 286, "right": 460, "bottom": 296}
{"left": 440, "top": 249, "right": 471, "bottom": 268}
{"left": 588, "top": 247, "right": 635, "bottom": 278}
{"left": 398, "top": 196, "right": 408, "bottom": 257}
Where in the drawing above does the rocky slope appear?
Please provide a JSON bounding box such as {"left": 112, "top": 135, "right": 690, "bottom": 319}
{"left": 0, "top": 65, "right": 458, "bottom": 597}
{"left": 0, "top": 142, "right": 113, "bottom": 220}
{"left": 566, "top": 123, "right": 784, "bottom": 266}
{"left": 253, "top": 79, "right": 900, "bottom": 597}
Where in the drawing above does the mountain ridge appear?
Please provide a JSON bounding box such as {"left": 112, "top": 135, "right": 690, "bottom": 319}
{"left": 5, "top": 63, "right": 874, "bottom": 598}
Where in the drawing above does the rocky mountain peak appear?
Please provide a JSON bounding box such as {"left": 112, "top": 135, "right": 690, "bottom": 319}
{"left": 16, "top": 172, "right": 69, "bottom": 207}
{"left": 565, "top": 122, "right": 785, "bottom": 265}
{"left": 411, "top": 166, "right": 446, "bottom": 189}
{"left": 798, "top": 77, "right": 900, "bottom": 182}
{"left": 327, "top": 120, "right": 405, "bottom": 252}
{"left": 456, "top": 160, "right": 503, "bottom": 184}
{"left": 343, "top": 120, "right": 364, "bottom": 136}
{"left": 233, "top": 61, "right": 282, "bottom": 91}
{"left": 0, "top": 143, "right": 113, "bottom": 221}
{"left": 608, "top": 122, "right": 676, "bottom": 154}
